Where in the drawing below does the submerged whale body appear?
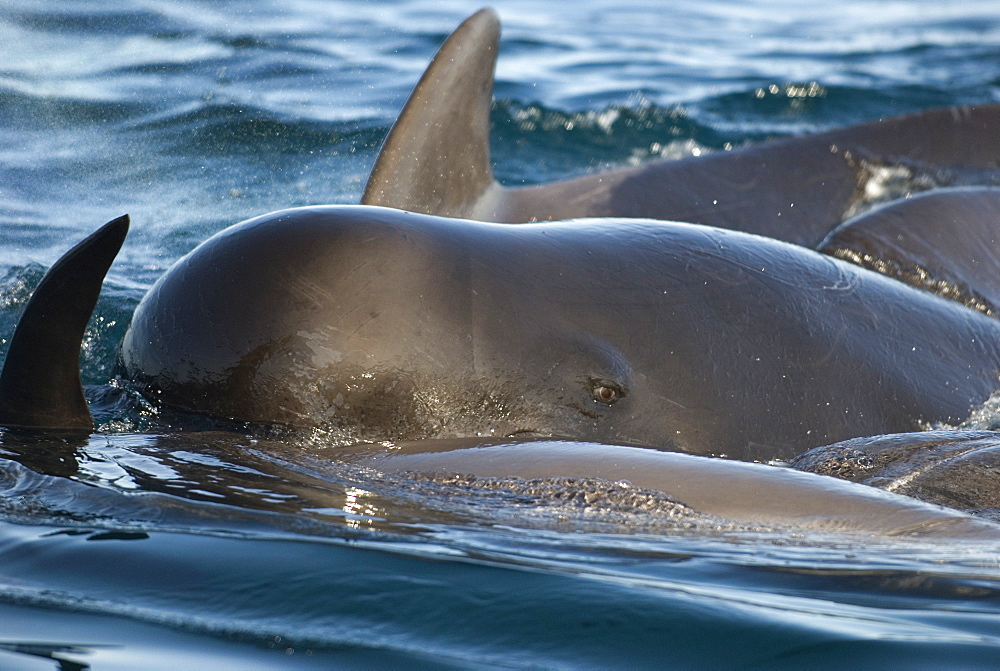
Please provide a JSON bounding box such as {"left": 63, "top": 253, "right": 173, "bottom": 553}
{"left": 791, "top": 430, "right": 1000, "bottom": 518}
{"left": 117, "top": 205, "right": 1000, "bottom": 461}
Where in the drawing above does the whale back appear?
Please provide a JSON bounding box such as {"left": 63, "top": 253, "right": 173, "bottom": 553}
{"left": 363, "top": 9, "right": 1000, "bottom": 247}
{"left": 820, "top": 187, "right": 1000, "bottom": 315}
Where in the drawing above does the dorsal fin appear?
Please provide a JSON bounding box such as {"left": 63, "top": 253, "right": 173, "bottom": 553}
{"left": 819, "top": 188, "right": 1000, "bottom": 315}
{"left": 362, "top": 8, "right": 500, "bottom": 217}
{"left": 0, "top": 215, "right": 129, "bottom": 430}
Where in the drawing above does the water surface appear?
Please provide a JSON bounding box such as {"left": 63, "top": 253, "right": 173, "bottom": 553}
{"left": 2, "top": 0, "right": 1000, "bottom": 667}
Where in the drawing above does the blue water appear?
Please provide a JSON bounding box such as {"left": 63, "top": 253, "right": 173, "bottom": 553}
{"left": 2, "top": 0, "right": 1000, "bottom": 667}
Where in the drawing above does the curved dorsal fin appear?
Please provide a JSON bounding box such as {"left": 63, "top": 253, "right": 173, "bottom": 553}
{"left": 0, "top": 215, "right": 129, "bottom": 430}
{"left": 362, "top": 8, "right": 500, "bottom": 217}
{"left": 819, "top": 188, "right": 1000, "bottom": 315}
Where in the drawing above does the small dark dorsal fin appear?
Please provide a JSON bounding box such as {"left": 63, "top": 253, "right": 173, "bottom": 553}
{"left": 362, "top": 8, "right": 500, "bottom": 218}
{"left": 0, "top": 215, "right": 129, "bottom": 430}
{"left": 819, "top": 188, "right": 1000, "bottom": 316}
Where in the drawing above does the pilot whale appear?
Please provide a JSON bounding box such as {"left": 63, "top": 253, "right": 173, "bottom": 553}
{"left": 3, "top": 220, "right": 1000, "bottom": 538}
{"left": 363, "top": 8, "right": 1000, "bottom": 247}
{"left": 109, "top": 204, "right": 1000, "bottom": 461}
{"left": 2, "top": 11, "right": 1000, "bottom": 532}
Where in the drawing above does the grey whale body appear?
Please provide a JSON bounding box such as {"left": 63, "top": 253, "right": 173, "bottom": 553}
{"left": 119, "top": 205, "right": 1000, "bottom": 462}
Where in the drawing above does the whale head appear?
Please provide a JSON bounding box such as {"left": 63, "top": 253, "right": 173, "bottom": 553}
{"left": 118, "top": 206, "right": 671, "bottom": 447}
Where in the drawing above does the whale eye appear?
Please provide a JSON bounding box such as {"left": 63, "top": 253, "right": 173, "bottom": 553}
{"left": 589, "top": 378, "right": 626, "bottom": 405}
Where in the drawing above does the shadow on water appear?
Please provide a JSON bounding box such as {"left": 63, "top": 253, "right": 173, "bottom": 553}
{"left": 0, "top": 428, "right": 87, "bottom": 479}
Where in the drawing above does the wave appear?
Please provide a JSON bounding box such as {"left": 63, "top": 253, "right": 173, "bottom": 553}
{"left": 126, "top": 101, "right": 386, "bottom": 157}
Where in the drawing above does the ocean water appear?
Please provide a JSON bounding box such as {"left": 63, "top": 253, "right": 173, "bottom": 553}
{"left": 2, "top": 0, "right": 1000, "bottom": 668}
